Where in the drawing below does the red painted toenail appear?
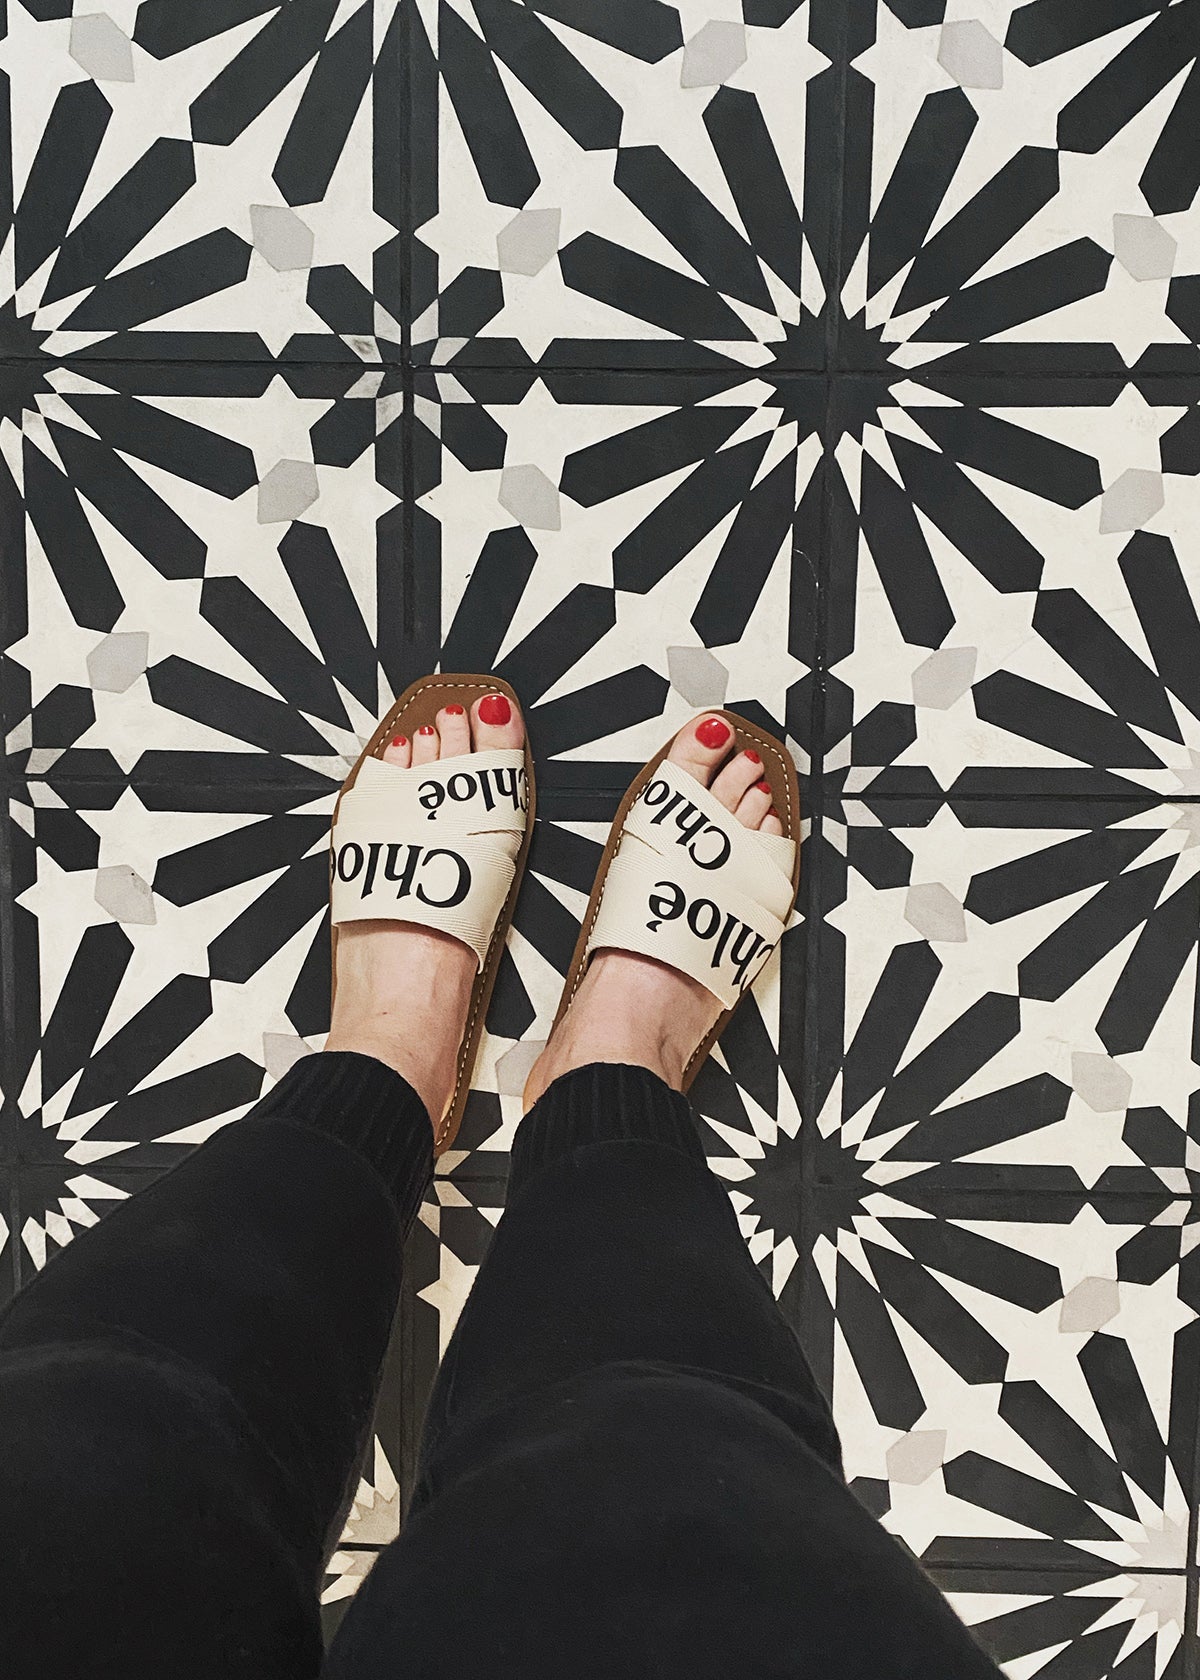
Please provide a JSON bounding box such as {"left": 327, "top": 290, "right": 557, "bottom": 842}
{"left": 768, "top": 807, "right": 780, "bottom": 821}
{"left": 445, "top": 704, "right": 465, "bottom": 715}
{"left": 744, "top": 748, "right": 761, "bottom": 764}
{"left": 418, "top": 724, "right": 436, "bottom": 736}
{"left": 391, "top": 734, "right": 407, "bottom": 748}
{"left": 695, "top": 717, "right": 730, "bottom": 749}
{"left": 479, "top": 693, "right": 511, "bottom": 726}
{"left": 756, "top": 780, "right": 772, "bottom": 794}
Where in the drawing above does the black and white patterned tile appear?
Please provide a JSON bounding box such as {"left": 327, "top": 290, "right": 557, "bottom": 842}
{"left": 825, "top": 377, "right": 1200, "bottom": 797}
{"left": 1, "top": 0, "right": 403, "bottom": 362}
{"left": 931, "top": 1565, "right": 1188, "bottom": 1678}
{"left": 413, "top": 366, "right": 821, "bottom": 781}
{"left": 6, "top": 778, "right": 331, "bottom": 1238}
{"left": 815, "top": 798, "right": 1200, "bottom": 1196}
{"left": 1, "top": 0, "right": 1200, "bottom": 1667}
{"left": 801, "top": 792, "right": 1200, "bottom": 1582}
{"left": 410, "top": 0, "right": 834, "bottom": 367}
{"left": 0, "top": 361, "right": 403, "bottom": 775}
{"left": 812, "top": 1186, "right": 1200, "bottom": 1574}
{"left": 842, "top": 0, "right": 1200, "bottom": 376}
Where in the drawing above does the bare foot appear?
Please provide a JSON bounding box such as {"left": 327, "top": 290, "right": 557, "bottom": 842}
{"left": 326, "top": 691, "right": 525, "bottom": 1127}
{"left": 523, "top": 715, "right": 784, "bottom": 1109}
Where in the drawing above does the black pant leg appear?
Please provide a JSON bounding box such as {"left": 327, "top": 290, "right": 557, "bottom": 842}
{"left": 417, "top": 1061, "right": 841, "bottom": 1475}
{"left": 327, "top": 1063, "right": 1002, "bottom": 1679}
{"left": 0, "top": 1050, "right": 432, "bottom": 1680}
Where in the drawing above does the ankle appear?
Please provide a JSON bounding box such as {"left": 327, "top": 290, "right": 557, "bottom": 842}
{"left": 327, "top": 925, "right": 476, "bottom": 1125}
{"left": 323, "top": 1027, "right": 439, "bottom": 1124}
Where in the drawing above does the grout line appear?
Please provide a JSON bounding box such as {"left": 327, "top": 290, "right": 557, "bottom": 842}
{"left": 401, "top": 371, "right": 415, "bottom": 643}
{"left": 397, "top": 0, "right": 411, "bottom": 373}
{"left": 4, "top": 352, "right": 1198, "bottom": 382}
{"left": 1186, "top": 1395, "right": 1200, "bottom": 1664}
{"left": 926, "top": 1558, "right": 1195, "bottom": 1578}
{"left": 398, "top": 0, "right": 416, "bottom": 655}
{"left": 797, "top": 0, "right": 854, "bottom": 1322}
{"left": 809, "top": 1182, "right": 1200, "bottom": 1203}
{"left": 831, "top": 790, "right": 1200, "bottom": 804}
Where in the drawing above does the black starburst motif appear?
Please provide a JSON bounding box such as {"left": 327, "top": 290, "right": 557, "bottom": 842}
{"left": 0, "top": 304, "right": 52, "bottom": 424}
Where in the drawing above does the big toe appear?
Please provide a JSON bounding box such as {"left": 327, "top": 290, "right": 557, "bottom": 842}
{"left": 471, "top": 689, "right": 525, "bottom": 750}
{"left": 667, "top": 712, "right": 737, "bottom": 787}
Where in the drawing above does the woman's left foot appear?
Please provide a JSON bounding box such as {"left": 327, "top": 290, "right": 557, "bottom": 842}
{"left": 326, "top": 692, "right": 525, "bottom": 1127}
{"left": 523, "top": 713, "right": 783, "bottom": 1110}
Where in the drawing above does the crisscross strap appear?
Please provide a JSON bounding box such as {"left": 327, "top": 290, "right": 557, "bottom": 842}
{"left": 330, "top": 749, "right": 528, "bottom": 968}
{"left": 586, "top": 759, "right": 797, "bottom": 1010}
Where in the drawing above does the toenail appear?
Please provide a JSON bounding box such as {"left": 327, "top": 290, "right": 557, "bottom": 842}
{"left": 479, "top": 693, "right": 511, "bottom": 726}
{"left": 755, "top": 780, "right": 771, "bottom": 794}
{"left": 695, "top": 717, "right": 730, "bottom": 749}
{"left": 744, "top": 748, "right": 761, "bottom": 764}
{"left": 391, "top": 734, "right": 407, "bottom": 748}
{"left": 444, "top": 704, "right": 465, "bottom": 715}
{"left": 768, "top": 807, "right": 780, "bottom": 820}
{"left": 418, "top": 724, "right": 436, "bottom": 736}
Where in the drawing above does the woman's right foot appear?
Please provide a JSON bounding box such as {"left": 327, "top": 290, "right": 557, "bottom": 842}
{"left": 523, "top": 715, "right": 784, "bottom": 1110}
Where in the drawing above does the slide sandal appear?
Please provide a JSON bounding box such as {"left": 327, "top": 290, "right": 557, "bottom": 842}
{"left": 329, "top": 673, "right": 535, "bottom": 1154}
{"left": 548, "top": 710, "right": 799, "bottom": 1090}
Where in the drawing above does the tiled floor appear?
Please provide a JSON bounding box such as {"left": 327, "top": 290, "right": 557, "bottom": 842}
{"left": 2, "top": 1, "right": 1199, "bottom": 1670}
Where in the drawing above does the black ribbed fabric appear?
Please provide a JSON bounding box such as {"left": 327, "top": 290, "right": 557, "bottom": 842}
{"left": 251, "top": 1049, "right": 433, "bottom": 1230}
{"left": 511, "top": 1061, "right": 704, "bottom": 1190}
{"left": 0, "top": 1048, "right": 1004, "bottom": 1680}
{"left": 0, "top": 1049, "right": 424, "bottom": 1679}
{"left": 327, "top": 1056, "right": 1004, "bottom": 1680}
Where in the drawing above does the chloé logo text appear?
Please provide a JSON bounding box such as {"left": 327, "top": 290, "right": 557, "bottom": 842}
{"left": 418, "top": 765, "right": 527, "bottom": 820}
{"left": 646, "top": 880, "right": 771, "bottom": 992}
{"left": 637, "top": 777, "right": 732, "bottom": 870}
{"left": 332, "top": 841, "right": 471, "bottom": 909}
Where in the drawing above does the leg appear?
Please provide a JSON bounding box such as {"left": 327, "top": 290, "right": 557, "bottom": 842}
{"left": 418, "top": 1062, "right": 842, "bottom": 1468}
{"left": 331, "top": 1067, "right": 1001, "bottom": 1679}
{"left": 0, "top": 1051, "right": 431, "bottom": 1679}
{"left": 0, "top": 690, "right": 529, "bottom": 1679}
{"left": 328, "top": 715, "right": 1002, "bottom": 1678}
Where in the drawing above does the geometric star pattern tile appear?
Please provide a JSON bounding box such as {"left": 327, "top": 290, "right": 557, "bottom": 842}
{"left": 412, "top": 367, "right": 821, "bottom": 786}
{"left": 0, "top": 362, "right": 403, "bottom": 778}
{"left": 843, "top": 0, "right": 1200, "bottom": 379}
{"left": 1, "top": 0, "right": 403, "bottom": 362}
{"left": 815, "top": 1193, "right": 1200, "bottom": 1573}
{"left": 2, "top": 0, "right": 1200, "bottom": 1660}
{"left": 817, "top": 800, "right": 1200, "bottom": 1198}
{"left": 932, "top": 1566, "right": 1189, "bottom": 1678}
{"left": 410, "top": 0, "right": 832, "bottom": 368}
{"left": 826, "top": 379, "right": 1200, "bottom": 797}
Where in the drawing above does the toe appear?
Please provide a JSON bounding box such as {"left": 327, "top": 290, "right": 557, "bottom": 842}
{"left": 412, "top": 721, "right": 440, "bottom": 766}
{"left": 667, "top": 713, "right": 737, "bottom": 787}
{"left": 471, "top": 690, "right": 525, "bottom": 750}
{"left": 710, "top": 746, "right": 768, "bottom": 814}
{"left": 382, "top": 730, "right": 411, "bottom": 769}
{"left": 436, "top": 703, "right": 471, "bottom": 759}
{"left": 734, "top": 781, "right": 773, "bottom": 830}
{"left": 762, "top": 807, "right": 784, "bottom": 837}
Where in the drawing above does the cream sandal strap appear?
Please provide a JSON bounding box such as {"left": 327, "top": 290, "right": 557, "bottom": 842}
{"left": 331, "top": 748, "right": 528, "bottom": 968}
{"left": 585, "top": 759, "right": 796, "bottom": 1011}
{"left": 586, "top": 845, "right": 785, "bottom": 1011}
{"left": 621, "top": 759, "right": 795, "bottom": 914}
{"left": 343, "top": 748, "right": 528, "bottom": 832}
